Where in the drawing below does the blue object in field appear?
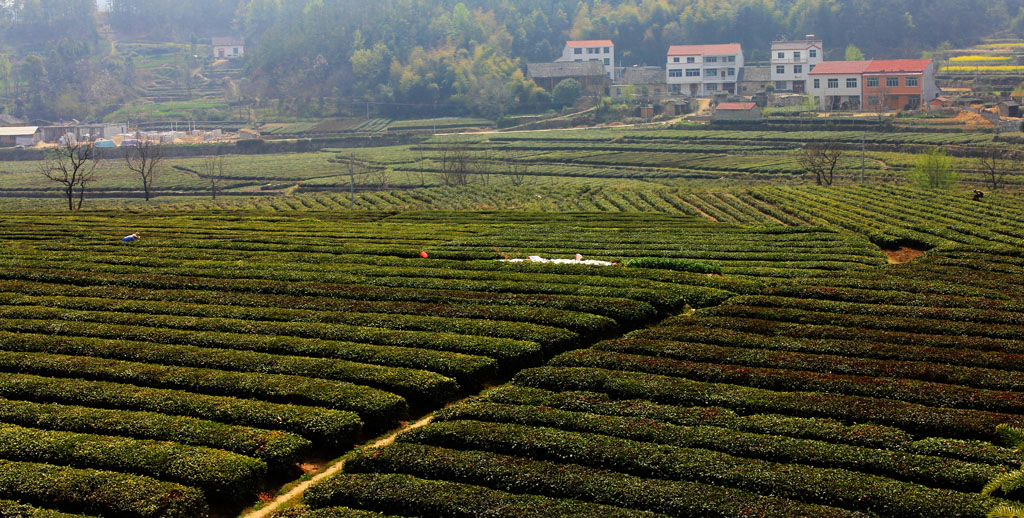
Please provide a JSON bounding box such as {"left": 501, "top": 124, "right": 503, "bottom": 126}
{"left": 94, "top": 139, "right": 117, "bottom": 148}
{"left": 122, "top": 235, "right": 138, "bottom": 242}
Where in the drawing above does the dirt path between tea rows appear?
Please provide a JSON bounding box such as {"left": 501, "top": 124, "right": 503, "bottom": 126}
{"left": 243, "top": 414, "right": 435, "bottom": 518}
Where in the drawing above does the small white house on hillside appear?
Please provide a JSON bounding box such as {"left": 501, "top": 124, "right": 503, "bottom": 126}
{"left": 809, "top": 61, "right": 870, "bottom": 111}
{"left": 556, "top": 40, "right": 615, "bottom": 79}
{"left": 212, "top": 37, "right": 245, "bottom": 59}
{"left": 666, "top": 43, "right": 744, "bottom": 97}
{"left": 770, "top": 36, "right": 823, "bottom": 93}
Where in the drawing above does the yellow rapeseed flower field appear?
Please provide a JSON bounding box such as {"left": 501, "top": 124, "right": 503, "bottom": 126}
{"left": 948, "top": 55, "right": 1012, "bottom": 62}
{"left": 941, "top": 65, "right": 1024, "bottom": 73}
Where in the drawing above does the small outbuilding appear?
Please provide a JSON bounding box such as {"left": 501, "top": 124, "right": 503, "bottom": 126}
{"left": 212, "top": 37, "right": 245, "bottom": 59}
{"left": 712, "top": 102, "right": 762, "bottom": 121}
{"left": 526, "top": 61, "right": 610, "bottom": 96}
{"left": 0, "top": 126, "right": 41, "bottom": 147}
{"left": 998, "top": 101, "right": 1021, "bottom": 118}
{"left": 929, "top": 96, "right": 951, "bottom": 109}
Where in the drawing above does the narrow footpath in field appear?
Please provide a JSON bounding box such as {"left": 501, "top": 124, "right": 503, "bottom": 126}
{"left": 243, "top": 414, "right": 435, "bottom": 518}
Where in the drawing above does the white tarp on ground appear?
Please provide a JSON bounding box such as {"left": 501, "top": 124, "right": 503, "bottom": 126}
{"left": 500, "top": 256, "right": 615, "bottom": 266}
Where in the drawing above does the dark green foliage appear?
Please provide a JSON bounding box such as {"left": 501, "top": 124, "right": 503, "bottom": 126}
{"left": 622, "top": 257, "right": 722, "bottom": 274}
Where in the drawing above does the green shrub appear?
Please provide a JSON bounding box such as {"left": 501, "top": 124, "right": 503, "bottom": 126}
{"left": 622, "top": 257, "right": 722, "bottom": 275}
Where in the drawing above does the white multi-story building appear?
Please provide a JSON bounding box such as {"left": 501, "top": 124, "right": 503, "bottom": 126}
{"left": 770, "top": 36, "right": 823, "bottom": 93}
{"left": 666, "top": 43, "right": 744, "bottom": 97}
{"left": 556, "top": 40, "right": 615, "bottom": 79}
{"left": 808, "top": 61, "right": 870, "bottom": 111}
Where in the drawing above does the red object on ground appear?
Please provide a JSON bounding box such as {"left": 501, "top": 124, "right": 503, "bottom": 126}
{"left": 420, "top": 251, "right": 429, "bottom": 258}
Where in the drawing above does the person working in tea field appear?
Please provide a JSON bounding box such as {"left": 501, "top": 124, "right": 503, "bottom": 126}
{"left": 122, "top": 233, "right": 140, "bottom": 243}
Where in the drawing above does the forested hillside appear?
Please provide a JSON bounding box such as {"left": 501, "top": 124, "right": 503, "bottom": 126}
{"left": 1, "top": 0, "right": 1023, "bottom": 120}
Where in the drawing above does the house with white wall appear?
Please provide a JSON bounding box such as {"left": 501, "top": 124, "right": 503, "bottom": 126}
{"left": 212, "top": 37, "right": 245, "bottom": 59}
{"left": 808, "top": 61, "right": 870, "bottom": 111}
{"left": 770, "top": 36, "right": 823, "bottom": 93}
{"left": 556, "top": 40, "right": 615, "bottom": 79}
{"left": 666, "top": 43, "right": 744, "bottom": 97}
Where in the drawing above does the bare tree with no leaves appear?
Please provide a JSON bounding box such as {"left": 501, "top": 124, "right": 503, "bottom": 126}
{"left": 502, "top": 150, "right": 532, "bottom": 186}
{"left": 438, "top": 142, "right": 472, "bottom": 187}
{"left": 124, "top": 142, "right": 164, "bottom": 201}
{"left": 40, "top": 140, "right": 101, "bottom": 211}
{"left": 976, "top": 147, "right": 1013, "bottom": 191}
{"left": 199, "top": 151, "right": 226, "bottom": 200}
{"left": 798, "top": 142, "right": 844, "bottom": 186}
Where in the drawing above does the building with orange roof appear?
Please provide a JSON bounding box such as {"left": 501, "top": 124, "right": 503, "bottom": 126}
{"left": 556, "top": 40, "right": 615, "bottom": 79}
{"left": 666, "top": 43, "right": 744, "bottom": 97}
{"left": 862, "top": 59, "right": 938, "bottom": 111}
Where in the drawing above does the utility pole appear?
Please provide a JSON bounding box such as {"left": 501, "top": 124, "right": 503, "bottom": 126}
{"left": 861, "top": 134, "right": 866, "bottom": 184}
{"left": 349, "top": 152, "right": 356, "bottom": 206}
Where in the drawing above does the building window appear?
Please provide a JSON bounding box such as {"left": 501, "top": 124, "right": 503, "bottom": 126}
{"left": 727, "top": 68, "right": 735, "bottom": 76}
{"left": 673, "top": 57, "right": 680, "bottom": 63}
{"left": 727, "top": 56, "right": 735, "bottom": 62}
{"left": 776, "top": 81, "right": 787, "bottom": 90}
{"left": 886, "top": 77, "right": 899, "bottom": 87}
{"left": 794, "top": 51, "right": 801, "bottom": 60}
{"left": 867, "top": 77, "right": 879, "bottom": 87}
{"left": 906, "top": 77, "right": 919, "bottom": 87}
{"left": 809, "top": 49, "right": 817, "bottom": 58}
{"left": 604, "top": 58, "right": 610, "bottom": 65}
{"left": 687, "top": 57, "right": 695, "bottom": 63}
{"left": 705, "top": 68, "right": 717, "bottom": 77}
{"left": 685, "top": 68, "right": 700, "bottom": 77}
{"left": 813, "top": 79, "right": 820, "bottom": 89}
{"left": 777, "top": 52, "right": 785, "bottom": 59}
{"left": 827, "top": 78, "right": 839, "bottom": 88}
{"left": 776, "top": 65, "right": 785, "bottom": 74}
{"left": 794, "top": 65, "right": 803, "bottom": 74}
{"left": 809, "top": 64, "right": 816, "bottom": 72}
{"left": 603, "top": 47, "right": 610, "bottom": 53}
{"left": 846, "top": 77, "right": 858, "bottom": 88}
{"left": 574, "top": 48, "right": 583, "bottom": 55}
{"left": 705, "top": 56, "right": 718, "bottom": 63}
{"left": 706, "top": 83, "right": 718, "bottom": 91}
{"left": 233, "top": 48, "right": 238, "bottom": 54}
{"left": 574, "top": 59, "right": 582, "bottom": 62}
{"left": 669, "top": 69, "right": 683, "bottom": 77}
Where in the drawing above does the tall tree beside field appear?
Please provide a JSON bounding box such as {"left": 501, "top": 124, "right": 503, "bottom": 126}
{"left": 39, "top": 141, "right": 101, "bottom": 211}
{"left": 124, "top": 143, "right": 164, "bottom": 202}
{"left": 798, "top": 142, "right": 844, "bottom": 186}
{"left": 910, "top": 147, "right": 958, "bottom": 189}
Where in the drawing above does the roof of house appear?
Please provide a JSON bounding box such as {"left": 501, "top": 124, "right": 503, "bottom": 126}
{"left": 0, "top": 114, "right": 25, "bottom": 126}
{"left": 771, "top": 40, "right": 823, "bottom": 50}
{"left": 1000, "top": 101, "right": 1021, "bottom": 107}
{"left": 668, "top": 43, "right": 742, "bottom": 56}
{"left": 527, "top": 61, "right": 608, "bottom": 79}
{"left": 739, "top": 66, "right": 771, "bottom": 82}
{"left": 0, "top": 126, "right": 39, "bottom": 137}
{"left": 716, "top": 102, "right": 758, "bottom": 111}
{"left": 212, "top": 37, "right": 245, "bottom": 47}
{"left": 864, "top": 59, "right": 931, "bottom": 74}
{"left": 566, "top": 40, "right": 614, "bottom": 47}
{"left": 809, "top": 61, "right": 872, "bottom": 75}
{"left": 931, "top": 96, "right": 950, "bottom": 103}
{"left": 619, "top": 66, "right": 666, "bottom": 85}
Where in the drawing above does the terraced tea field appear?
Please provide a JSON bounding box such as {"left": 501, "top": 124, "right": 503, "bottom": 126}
{"left": 287, "top": 218, "right": 1024, "bottom": 518}
{"left": 0, "top": 211, "right": 892, "bottom": 517}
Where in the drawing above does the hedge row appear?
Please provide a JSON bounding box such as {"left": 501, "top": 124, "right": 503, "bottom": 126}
{"left": 0, "top": 320, "right": 540, "bottom": 372}
{"left": 0, "top": 294, "right": 581, "bottom": 351}
{"left": 0, "top": 350, "right": 411, "bottom": 421}
{"left": 0, "top": 373, "right": 362, "bottom": 445}
{"left": 0, "top": 423, "right": 266, "bottom": 495}
{"left": 482, "top": 385, "right": 1022, "bottom": 467}
{"left": 0, "top": 398, "right": 309, "bottom": 465}
{"left": 433, "top": 402, "right": 1002, "bottom": 489}
{"left": 400, "top": 420, "right": 993, "bottom": 518}
{"left": 549, "top": 349, "right": 1024, "bottom": 414}
{"left": 0, "top": 268, "right": 657, "bottom": 325}
{"left": 511, "top": 366, "right": 1024, "bottom": 439}
{"left": 0, "top": 459, "right": 208, "bottom": 518}
{"left": 0, "top": 330, "right": 465, "bottom": 402}
{"left": 271, "top": 506, "right": 406, "bottom": 518}
{"left": 345, "top": 442, "right": 867, "bottom": 518}
{"left": 633, "top": 323, "right": 1024, "bottom": 373}
{"left": 304, "top": 473, "right": 664, "bottom": 518}
{"left": 0, "top": 304, "right": 542, "bottom": 369}
{"left": 0, "top": 279, "right": 619, "bottom": 338}
{"left": 593, "top": 337, "right": 1024, "bottom": 392}
{"left": 0, "top": 500, "right": 96, "bottom": 518}
{"left": 730, "top": 295, "right": 1024, "bottom": 327}
{"left": 621, "top": 257, "right": 723, "bottom": 274}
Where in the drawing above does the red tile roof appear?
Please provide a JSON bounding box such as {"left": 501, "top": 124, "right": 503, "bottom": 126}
{"left": 865, "top": 59, "right": 932, "bottom": 73}
{"left": 668, "top": 43, "right": 742, "bottom": 56}
{"left": 566, "top": 40, "right": 614, "bottom": 47}
{"left": 716, "top": 102, "right": 758, "bottom": 111}
{"left": 809, "top": 61, "right": 871, "bottom": 75}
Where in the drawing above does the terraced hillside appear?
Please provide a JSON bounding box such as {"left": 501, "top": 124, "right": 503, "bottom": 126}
{"left": 291, "top": 221, "right": 1024, "bottom": 518}
{"left": 0, "top": 211, "right": 888, "bottom": 518}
